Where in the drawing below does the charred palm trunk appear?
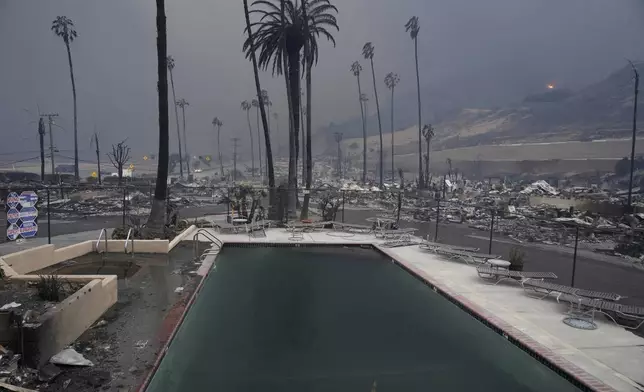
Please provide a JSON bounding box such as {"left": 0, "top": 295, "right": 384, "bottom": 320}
{"left": 369, "top": 57, "right": 384, "bottom": 189}
{"left": 414, "top": 37, "right": 424, "bottom": 188}
{"left": 256, "top": 107, "right": 263, "bottom": 181}
{"left": 287, "top": 48, "right": 301, "bottom": 217}
{"left": 64, "top": 42, "right": 79, "bottom": 181}
{"left": 243, "top": 0, "right": 275, "bottom": 214}
{"left": 217, "top": 125, "right": 224, "bottom": 177}
{"left": 301, "top": 1, "right": 312, "bottom": 219}
{"left": 169, "top": 69, "right": 183, "bottom": 178}
{"left": 147, "top": 0, "right": 170, "bottom": 237}
{"left": 246, "top": 110, "right": 255, "bottom": 176}
{"left": 356, "top": 76, "right": 367, "bottom": 183}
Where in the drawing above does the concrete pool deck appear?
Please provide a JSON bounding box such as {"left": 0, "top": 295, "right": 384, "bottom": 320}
{"left": 194, "top": 227, "right": 644, "bottom": 392}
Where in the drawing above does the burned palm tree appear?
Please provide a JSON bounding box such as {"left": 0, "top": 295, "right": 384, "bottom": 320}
{"left": 51, "top": 16, "right": 79, "bottom": 181}
{"left": 422, "top": 124, "right": 434, "bottom": 188}
{"left": 244, "top": 0, "right": 338, "bottom": 216}
{"left": 241, "top": 100, "right": 255, "bottom": 176}
{"left": 351, "top": 61, "right": 367, "bottom": 183}
{"left": 405, "top": 16, "right": 423, "bottom": 188}
{"left": 212, "top": 117, "right": 224, "bottom": 176}
{"left": 362, "top": 42, "right": 384, "bottom": 188}
{"left": 384, "top": 72, "right": 400, "bottom": 180}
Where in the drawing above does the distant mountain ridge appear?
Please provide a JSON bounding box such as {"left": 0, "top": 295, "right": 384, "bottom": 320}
{"left": 317, "top": 62, "right": 643, "bottom": 153}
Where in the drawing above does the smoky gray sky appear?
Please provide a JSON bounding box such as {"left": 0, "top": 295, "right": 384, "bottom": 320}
{"left": 1, "top": 0, "right": 644, "bottom": 165}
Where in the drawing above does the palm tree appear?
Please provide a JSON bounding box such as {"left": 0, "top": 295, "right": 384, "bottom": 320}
{"left": 244, "top": 0, "right": 338, "bottom": 216}
{"left": 212, "top": 117, "right": 224, "bottom": 177}
{"left": 243, "top": 0, "right": 275, "bottom": 209}
{"left": 241, "top": 100, "right": 255, "bottom": 175}
{"left": 422, "top": 124, "right": 434, "bottom": 188}
{"left": 251, "top": 99, "right": 263, "bottom": 180}
{"left": 351, "top": 61, "right": 367, "bottom": 183}
{"left": 146, "top": 0, "right": 170, "bottom": 237}
{"left": 166, "top": 56, "right": 184, "bottom": 178}
{"left": 405, "top": 16, "right": 423, "bottom": 188}
{"left": 385, "top": 72, "right": 400, "bottom": 181}
{"left": 363, "top": 42, "right": 383, "bottom": 188}
{"left": 51, "top": 16, "right": 80, "bottom": 181}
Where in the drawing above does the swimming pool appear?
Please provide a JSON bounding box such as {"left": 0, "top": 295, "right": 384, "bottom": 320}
{"left": 144, "top": 245, "right": 583, "bottom": 391}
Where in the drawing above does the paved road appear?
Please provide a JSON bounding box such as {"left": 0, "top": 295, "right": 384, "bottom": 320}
{"left": 2, "top": 203, "right": 643, "bottom": 306}
{"left": 342, "top": 209, "right": 644, "bottom": 307}
{"left": 0, "top": 205, "right": 227, "bottom": 243}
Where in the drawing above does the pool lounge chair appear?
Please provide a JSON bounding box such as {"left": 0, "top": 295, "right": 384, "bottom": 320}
{"left": 214, "top": 221, "right": 243, "bottom": 234}
{"left": 434, "top": 248, "right": 500, "bottom": 265}
{"left": 377, "top": 228, "right": 418, "bottom": 239}
{"left": 556, "top": 294, "right": 644, "bottom": 330}
{"left": 476, "top": 266, "right": 557, "bottom": 285}
{"left": 522, "top": 279, "right": 622, "bottom": 301}
{"left": 381, "top": 233, "right": 417, "bottom": 248}
{"left": 333, "top": 222, "right": 374, "bottom": 234}
{"left": 419, "top": 240, "right": 480, "bottom": 254}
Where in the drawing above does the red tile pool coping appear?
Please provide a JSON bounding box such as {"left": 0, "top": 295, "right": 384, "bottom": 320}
{"left": 138, "top": 242, "right": 618, "bottom": 392}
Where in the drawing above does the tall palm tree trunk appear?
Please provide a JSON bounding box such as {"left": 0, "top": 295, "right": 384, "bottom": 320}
{"left": 301, "top": 0, "right": 313, "bottom": 219}
{"left": 246, "top": 110, "right": 255, "bottom": 175}
{"left": 217, "top": 124, "right": 224, "bottom": 176}
{"left": 369, "top": 58, "right": 384, "bottom": 188}
{"left": 356, "top": 76, "right": 367, "bottom": 183}
{"left": 280, "top": 0, "right": 297, "bottom": 218}
{"left": 147, "top": 0, "right": 170, "bottom": 237}
{"left": 300, "top": 97, "right": 306, "bottom": 190}
{"left": 425, "top": 137, "right": 430, "bottom": 188}
{"left": 256, "top": 107, "right": 263, "bottom": 181}
{"left": 181, "top": 106, "right": 190, "bottom": 176}
{"left": 243, "top": 0, "right": 275, "bottom": 214}
{"left": 288, "top": 50, "right": 301, "bottom": 216}
{"left": 65, "top": 42, "right": 79, "bottom": 181}
{"left": 390, "top": 85, "right": 395, "bottom": 180}
{"left": 414, "top": 37, "right": 424, "bottom": 188}
{"left": 169, "top": 69, "right": 183, "bottom": 177}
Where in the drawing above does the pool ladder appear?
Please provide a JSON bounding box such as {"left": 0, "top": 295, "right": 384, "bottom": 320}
{"left": 125, "top": 228, "right": 135, "bottom": 255}
{"left": 192, "top": 229, "right": 223, "bottom": 261}
{"left": 95, "top": 228, "right": 135, "bottom": 255}
{"left": 96, "top": 228, "right": 108, "bottom": 254}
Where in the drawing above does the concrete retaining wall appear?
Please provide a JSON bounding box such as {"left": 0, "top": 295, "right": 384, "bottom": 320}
{"left": 169, "top": 225, "right": 196, "bottom": 251}
{"left": 22, "top": 275, "right": 118, "bottom": 367}
{"left": 54, "top": 240, "right": 93, "bottom": 264}
{"left": 2, "top": 245, "right": 55, "bottom": 275}
{"left": 93, "top": 239, "right": 169, "bottom": 254}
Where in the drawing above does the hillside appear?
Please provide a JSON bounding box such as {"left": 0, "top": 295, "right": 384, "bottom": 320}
{"left": 324, "top": 62, "right": 642, "bottom": 155}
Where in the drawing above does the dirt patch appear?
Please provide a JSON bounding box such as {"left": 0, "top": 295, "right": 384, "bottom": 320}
{"left": 0, "top": 279, "right": 83, "bottom": 321}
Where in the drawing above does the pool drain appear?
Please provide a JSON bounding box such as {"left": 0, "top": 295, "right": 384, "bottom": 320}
{"left": 562, "top": 316, "right": 597, "bottom": 330}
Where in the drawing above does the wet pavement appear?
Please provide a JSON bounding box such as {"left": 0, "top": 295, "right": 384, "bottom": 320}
{"left": 28, "top": 241, "right": 201, "bottom": 391}
{"left": 342, "top": 209, "right": 644, "bottom": 307}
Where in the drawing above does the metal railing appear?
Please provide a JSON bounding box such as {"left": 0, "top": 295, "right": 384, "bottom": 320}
{"left": 192, "top": 229, "right": 223, "bottom": 260}
{"left": 96, "top": 228, "right": 107, "bottom": 253}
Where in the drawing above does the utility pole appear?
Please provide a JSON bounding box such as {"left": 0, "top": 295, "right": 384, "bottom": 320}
{"left": 93, "top": 132, "right": 102, "bottom": 185}
{"left": 176, "top": 99, "right": 190, "bottom": 177}
{"left": 41, "top": 113, "right": 59, "bottom": 183}
{"left": 232, "top": 137, "right": 239, "bottom": 183}
{"left": 627, "top": 60, "right": 639, "bottom": 210}
{"left": 334, "top": 132, "right": 343, "bottom": 178}
{"left": 38, "top": 118, "right": 46, "bottom": 182}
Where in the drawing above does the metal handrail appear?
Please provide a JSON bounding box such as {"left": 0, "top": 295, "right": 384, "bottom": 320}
{"left": 125, "top": 228, "right": 134, "bottom": 254}
{"left": 96, "top": 228, "right": 107, "bottom": 253}
{"left": 192, "top": 229, "right": 223, "bottom": 260}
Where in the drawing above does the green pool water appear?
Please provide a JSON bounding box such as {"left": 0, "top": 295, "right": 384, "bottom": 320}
{"left": 145, "top": 246, "right": 582, "bottom": 392}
